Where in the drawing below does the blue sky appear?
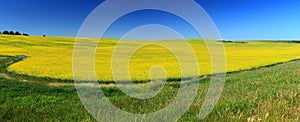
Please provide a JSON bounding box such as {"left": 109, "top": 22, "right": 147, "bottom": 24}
{"left": 0, "top": 0, "right": 299, "bottom": 40}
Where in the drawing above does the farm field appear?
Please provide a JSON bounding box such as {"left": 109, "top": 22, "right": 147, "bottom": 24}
{"left": 1, "top": 0, "right": 300, "bottom": 121}
{"left": 0, "top": 55, "right": 299, "bottom": 121}
{"left": 1, "top": 35, "right": 300, "bottom": 82}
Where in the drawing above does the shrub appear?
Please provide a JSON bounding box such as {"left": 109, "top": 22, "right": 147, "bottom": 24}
{"left": 23, "top": 33, "right": 29, "bottom": 36}
{"left": 9, "top": 31, "right": 15, "bottom": 35}
{"left": 2, "top": 31, "right": 9, "bottom": 34}
{"left": 15, "top": 31, "right": 21, "bottom": 35}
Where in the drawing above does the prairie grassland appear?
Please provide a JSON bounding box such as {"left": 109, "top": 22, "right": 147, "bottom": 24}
{"left": 1, "top": 35, "right": 300, "bottom": 82}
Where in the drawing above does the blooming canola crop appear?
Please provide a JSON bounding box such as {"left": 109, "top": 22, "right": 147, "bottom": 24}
{"left": 1, "top": 35, "right": 300, "bottom": 82}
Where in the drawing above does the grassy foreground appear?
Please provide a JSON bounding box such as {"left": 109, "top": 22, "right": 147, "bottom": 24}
{"left": 0, "top": 56, "right": 299, "bottom": 121}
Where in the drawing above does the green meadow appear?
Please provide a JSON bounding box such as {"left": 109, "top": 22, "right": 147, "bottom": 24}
{"left": 0, "top": 54, "right": 299, "bottom": 121}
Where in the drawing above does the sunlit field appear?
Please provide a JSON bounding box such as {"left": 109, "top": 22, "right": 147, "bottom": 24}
{"left": 1, "top": 35, "right": 300, "bottom": 82}
{"left": 0, "top": 52, "right": 299, "bottom": 121}
{"left": 1, "top": 35, "right": 300, "bottom": 121}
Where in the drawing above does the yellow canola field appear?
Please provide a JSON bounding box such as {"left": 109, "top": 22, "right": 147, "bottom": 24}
{"left": 1, "top": 35, "right": 300, "bottom": 82}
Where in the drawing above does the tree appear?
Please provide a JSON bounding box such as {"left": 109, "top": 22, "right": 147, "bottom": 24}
{"left": 15, "top": 31, "right": 21, "bottom": 35}
{"left": 3, "top": 30, "right": 9, "bottom": 34}
{"left": 42, "top": 35, "right": 46, "bottom": 37}
{"left": 9, "top": 31, "right": 15, "bottom": 35}
{"left": 0, "top": 31, "right": 1, "bottom": 34}
{"left": 22, "top": 33, "right": 29, "bottom": 36}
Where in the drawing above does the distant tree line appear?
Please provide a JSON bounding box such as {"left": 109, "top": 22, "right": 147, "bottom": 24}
{"left": 0, "top": 30, "right": 29, "bottom": 36}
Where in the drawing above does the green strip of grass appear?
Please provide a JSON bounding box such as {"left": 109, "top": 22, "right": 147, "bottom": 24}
{"left": 0, "top": 56, "right": 299, "bottom": 121}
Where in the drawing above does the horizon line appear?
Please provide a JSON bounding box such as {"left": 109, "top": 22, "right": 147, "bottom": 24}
{"left": 1, "top": 34, "right": 300, "bottom": 41}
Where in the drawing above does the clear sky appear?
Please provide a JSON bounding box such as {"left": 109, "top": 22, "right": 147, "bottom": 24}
{"left": 0, "top": 0, "right": 299, "bottom": 40}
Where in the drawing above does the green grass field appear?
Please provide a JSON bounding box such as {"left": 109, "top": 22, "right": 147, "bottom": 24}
{"left": 1, "top": 55, "right": 299, "bottom": 121}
